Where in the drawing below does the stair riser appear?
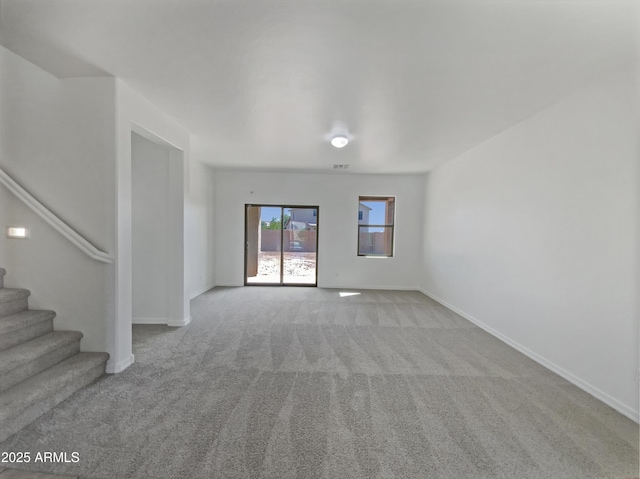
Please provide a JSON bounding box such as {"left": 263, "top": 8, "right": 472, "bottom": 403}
{"left": 0, "top": 319, "right": 53, "bottom": 352}
{"left": 0, "top": 297, "right": 28, "bottom": 317}
{"left": 0, "top": 361, "right": 106, "bottom": 443}
{"left": 0, "top": 340, "right": 80, "bottom": 393}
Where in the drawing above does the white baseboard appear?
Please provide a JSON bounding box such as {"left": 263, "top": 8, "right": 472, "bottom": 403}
{"left": 168, "top": 316, "right": 191, "bottom": 327}
{"left": 216, "top": 283, "right": 421, "bottom": 291}
{"left": 132, "top": 317, "right": 168, "bottom": 325}
{"left": 190, "top": 283, "right": 216, "bottom": 299}
{"left": 133, "top": 316, "right": 192, "bottom": 327}
{"left": 106, "top": 353, "right": 135, "bottom": 374}
{"left": 318, "top": 284, "right": 421, "bottom": 291}
{"left": 418, "top": 288, "right": 639, "bottom": 424}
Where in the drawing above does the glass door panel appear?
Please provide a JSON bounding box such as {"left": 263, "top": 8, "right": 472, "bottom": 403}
{"left": 283, "top": 207, "right": 318, "bottom": 285}
{"left": 245, "top": 205, "right": 282, "bottom": 284}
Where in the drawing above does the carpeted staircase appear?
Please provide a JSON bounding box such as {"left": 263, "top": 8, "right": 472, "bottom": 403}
{"left": 0, "top": 267, "right": 109, "bottom": 443}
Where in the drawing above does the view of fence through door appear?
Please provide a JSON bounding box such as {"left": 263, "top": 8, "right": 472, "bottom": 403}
{"left": 245, "top": 205, "right": 318, "bottom": 286}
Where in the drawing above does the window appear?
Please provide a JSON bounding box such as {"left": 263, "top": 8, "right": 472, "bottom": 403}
{"left": 357, "top": 196, "right": 395, "bottom": 257}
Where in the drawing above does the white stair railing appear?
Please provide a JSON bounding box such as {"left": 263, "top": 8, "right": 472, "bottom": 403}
{"left": 0, "top": 168, "right": 113, "bottom": 264}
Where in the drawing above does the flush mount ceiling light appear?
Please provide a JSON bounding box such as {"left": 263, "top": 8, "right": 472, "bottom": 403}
{"left": 330, "top": 135, "right": 349, "bottom": 148}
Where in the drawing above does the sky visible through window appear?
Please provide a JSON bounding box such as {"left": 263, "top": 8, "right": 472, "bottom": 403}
{"left": 260, "top": 206, "right": 284, "bottom": 223}
{"left": 360, "top": 201, "right": 387, "bottom": 225}
{"left": 258, "top": 204, "right": 387, "bottom": 226}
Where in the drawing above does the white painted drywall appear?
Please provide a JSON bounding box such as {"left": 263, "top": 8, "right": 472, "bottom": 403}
{"left": 131, "top": 133, "right": 170, "bottom": 323}
{"left": 112, "top": 80, "right": 191, "bottom": 371}
{"left": 421, "top": 71, "right": 639, "bottom": 421}
{"left": 188, "top": 144, "right": 217, "bottom": 298}
{"left": 0, "top": 46, "right": 116, "bottom": 353}
{"left": 215, "top": 171, "right": 424, "bottom": 289}
{"left": 0, "top": 46, "right": 217, "bottom": 370}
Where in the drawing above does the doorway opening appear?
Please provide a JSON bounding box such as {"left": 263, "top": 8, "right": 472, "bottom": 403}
{"left": 245, "top": 205, "right": 319, "bottom": 286}
{"left": 131, "top": 131, "right": 187, "bottom": 326}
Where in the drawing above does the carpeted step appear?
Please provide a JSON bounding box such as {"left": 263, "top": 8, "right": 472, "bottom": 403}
{"left": 0, "top": 351, "right": 109, "bottom": 443}
{"left": 0, "top": 309, "right": 56, "bottom": 352}
{"left": 0, "top": 331, "right": 83, "bottom": 392}
{"left": 0, "top": 268, "right": 5, "bottom": 288}
{"left": 0, "top": 288, "right": 30, "bottom": 317}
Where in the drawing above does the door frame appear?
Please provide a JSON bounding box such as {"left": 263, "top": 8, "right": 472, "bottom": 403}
{"left": 244, "top": 204, "right": 319, "bottom": 287}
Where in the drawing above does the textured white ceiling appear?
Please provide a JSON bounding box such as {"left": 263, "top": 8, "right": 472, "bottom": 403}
{"left": 1, "top": 1, "right": 637, "bottom": 173}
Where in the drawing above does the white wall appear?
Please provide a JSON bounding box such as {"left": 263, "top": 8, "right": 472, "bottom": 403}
{"left": 215, "top": 170, "right": 424, "bottom": 289}
{"left": 188, "top": 142, "right": 217, "bottom": 298}
{"left": 131, "top": 133, "right": 171, "bottom": 323}
{"left": 0, "top": 45, "right": 116, "bottom": 353}
{"left": 421, "top": 71, "right": 639, "bottom": 421}
{"left": 0, "top": 48, "right": 215, "bottom": 372}
{"left": 112, "top": 80, "right": 191, "bottom": 372}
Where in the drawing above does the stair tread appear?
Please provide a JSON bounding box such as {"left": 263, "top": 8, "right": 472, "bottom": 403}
{"left": 0, "top": 288, "right": 30, "bottom": 303}
{"left": 0, "top": 331, "right": 83, "bottom": 374}
{"left": 0, "top": 352, "right": 109, "bottom": 420}
{"left": 0, "top": 309, "right": 56, "bottom": 335}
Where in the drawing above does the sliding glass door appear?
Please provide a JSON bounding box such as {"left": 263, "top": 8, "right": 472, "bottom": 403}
{"left": 282, "top": 207, "right": 318, "bottom": 285}
{"left": 245, "top": 205, "right": 318, "bottom": 286}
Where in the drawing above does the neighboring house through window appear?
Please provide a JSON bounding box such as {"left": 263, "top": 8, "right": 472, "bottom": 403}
{"left": 357, "top": 196, "right": 395, "bottom": 256}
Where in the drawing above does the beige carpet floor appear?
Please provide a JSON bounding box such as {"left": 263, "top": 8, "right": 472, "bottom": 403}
{"left": 1, "top": 287, "right": 638, "bottom": 478}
